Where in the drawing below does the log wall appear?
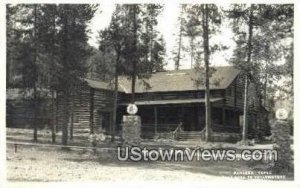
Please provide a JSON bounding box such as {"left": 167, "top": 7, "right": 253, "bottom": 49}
{"left": 225, "top": 73, "right": 261, "bottom": 112}
{"left": 57, "top": 84, "right": 114, "bottom": 133}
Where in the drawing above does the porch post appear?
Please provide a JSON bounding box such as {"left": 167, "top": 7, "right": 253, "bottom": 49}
{"left": 154, "top": 106, "right": 158, "bottom": 134}
{"left": 180, "top": 106, "right": 185, "bottom": 130}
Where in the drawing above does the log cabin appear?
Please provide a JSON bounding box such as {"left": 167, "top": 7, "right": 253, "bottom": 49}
{"left": 55, "top": 66, "right": 269, "bottom": 141}
{"left": 7, "top": 66, "right": 270, "bottom": 141}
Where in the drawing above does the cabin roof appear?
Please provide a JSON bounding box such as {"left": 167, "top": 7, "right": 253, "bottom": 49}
{"left": 84, "top": 78, "right": 124, "bottom": 92}
{"left": 118, "top": 66, "right": 240, "bottom": 93}
{"left": 7, "top": 66, "right": 240, "bottom": 99}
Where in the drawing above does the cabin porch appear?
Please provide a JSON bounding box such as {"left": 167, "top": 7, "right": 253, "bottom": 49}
{"left": 118, "top": 99, "right": 243, "bottom": 139}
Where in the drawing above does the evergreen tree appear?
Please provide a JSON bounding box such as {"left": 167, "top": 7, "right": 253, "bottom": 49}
{"left": 7, "top": 4, "right": 97, "bottom": 145}
{"left": 7, "top": 4, "right": 46, "bottom": 142}
{"left": 38, "top": 4, "right": 59, "bottom": 143}
{"left": 6, "top": 5, "right": 20, "bottom": 88}
{"left": 95, "top": 4, "right": 166, "bottom": 141}
{"left": 227, "top": 4, "right": 293, "bottom": 143}
{"left": 172, "top": 5, "right": 187, "bottom": 70}
{"left": 141, "top": 4, "right": 166, "bottom": 72}
{"left": 98, "top": 4, "right": 165, "bottom": 104}
{"left": 183, "top": 15, "right": 200, "bottom": 68}
{"left": 55, "top": 4, "right": 97, "bottom": 145}
{"left": 98, "top": 4, "right": 128, "bottom": 141}
{"left": 185, "top": 4, "right": 222, "bottom": 142}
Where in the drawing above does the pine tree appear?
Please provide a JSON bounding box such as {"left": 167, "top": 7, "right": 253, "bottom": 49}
{"left": 7, "top": 4, "right": 97, "bottom": 144}
{"left": 38, "top": 4, "right": 59, "bottom": 143}
{"left": 226, "top": 4, "right": 294, "bottom": 143}
{"left": 185, "top": 4, "right": 222, "bottom": 142}
{"left": 6, "top": 5, "right": 19, "bottom": 88}
{"left": 141, "top": 4, "right": 165, "bottom": 72}
{"left": 98, "top": 5, "right": 128, "bottom": 141}
{"left": 96, "top": 4, "right": 166, "bottom": 141}
{"left": 7, "top": 4, "right": 61, "bottom": 142}
{"left": 114, "top": 4, "right": 165, "bottom": 103}
{"left": 172, "top": 5, "right": 187, "bottom": 70}
{"left": 55, "top": 4, "right": 97, "bottom": 146}
{"left": 183, "top": 14, "right": 200, "bottom": 68}
{"left": 7, "top": 4, "right": 44, "bottom": 142}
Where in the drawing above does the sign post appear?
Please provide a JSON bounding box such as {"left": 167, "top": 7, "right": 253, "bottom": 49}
{"left": 122, "top": 104, "right": 141, "bottom": 145}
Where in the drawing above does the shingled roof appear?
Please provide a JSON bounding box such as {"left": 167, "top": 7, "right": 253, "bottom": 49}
{"left": 85, "top": 78, "right": 125, "bottom": 92}
{"left": 85, "top": 78, "right": 113, "bottom": 91}
{"left": 118, "top": 66, "right": 240, "bottom": 93}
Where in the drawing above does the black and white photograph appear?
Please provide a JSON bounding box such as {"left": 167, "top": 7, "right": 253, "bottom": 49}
{"left": 1, "top": 0, "right": 299, "bottom": 187}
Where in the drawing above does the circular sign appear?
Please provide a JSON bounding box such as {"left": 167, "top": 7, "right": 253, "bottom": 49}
{"left": 276, "top": 108, "right": 288, "bottom": 120}
{"left": 127, "top": 104, "right": 138, "bottom": 115}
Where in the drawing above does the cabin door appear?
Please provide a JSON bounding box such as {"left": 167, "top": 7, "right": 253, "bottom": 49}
{"left": 182, "top": 106, "right": 202, "bottom": 131}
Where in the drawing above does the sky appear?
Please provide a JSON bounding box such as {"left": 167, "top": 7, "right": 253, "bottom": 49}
{"left": 87, "top": 3, "right": 235, "bottom": 70}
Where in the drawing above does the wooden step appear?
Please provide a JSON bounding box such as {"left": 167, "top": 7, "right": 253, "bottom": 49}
{"left": 177, "top": 131, "right": 203, "bottom": 140}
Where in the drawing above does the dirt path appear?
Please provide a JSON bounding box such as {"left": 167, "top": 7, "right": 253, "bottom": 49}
{"left": 6, "top": 128, "right": 290, "bottom": 181}
{"left": 7, "top": 145, "right": 229, "bottom": 181}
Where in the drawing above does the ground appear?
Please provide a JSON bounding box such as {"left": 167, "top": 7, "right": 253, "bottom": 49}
{"left": 7, "top": 145, "right": 231, "bottom": 181}
{"left": 6, "top": 128, "right": 293, "bottom": 181}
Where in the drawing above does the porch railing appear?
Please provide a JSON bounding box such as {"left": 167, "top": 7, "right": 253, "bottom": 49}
{"left": 172, "top": 122, "right": 183, "bottom": 140}
{"left": 119, "top": 122, "right": 241, "bottom": 139}
{"left": 212, "top": 124, "right": 241, "bottom": 133}
{"left": 141, "top": 123, "right": 179, "bottom": 138}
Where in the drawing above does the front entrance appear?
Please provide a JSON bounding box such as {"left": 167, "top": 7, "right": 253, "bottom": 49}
{"left": 182, "top": 106, "right": 204, "bottom": 131}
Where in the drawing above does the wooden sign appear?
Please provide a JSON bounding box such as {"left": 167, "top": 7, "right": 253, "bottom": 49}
{"left": 127, "top": 104, "right": 138, "bottom": 115}
{"left": 276, "top": 108, "right": 288, "bottom": 120}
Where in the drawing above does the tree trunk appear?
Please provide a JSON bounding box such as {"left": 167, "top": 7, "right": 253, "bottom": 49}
{"left": 50, "top": 5, "right": 57, "bottom": 143}
{"left": 7, "top": 52, "right": 11, "bottom": 88}
{"left": 56, "top": 93, "right": 59, "bottom": 133}
{"left": 62, "top": 90, "right": 69, "bottom": 146}
{"left": 51, "top": 89, "right": 56, "bottom": 143}
{"left": 242, "top": 5, "right": 254, "bottom": 144}
{"left": 175, "top": 7, "right": 184, "bottom": 71}
{"left": 263, "top": 57, "right": 269, "bottom": 107}
{"left": 131, "top": 73, "right": 136, "bottom": 104}
{"left": 131, "top": 5, "right": 138, "bottom": 104}
{"left": 257, "top": 86, "right": 264, "bottom": 140}
{"left": 32, "top": 4, "right": 38, "bottom": 142}
{"left": 202, "top": 5, "right": 212, "bottom": 142}
{"left": 190, "top": 38, "right": 194, "bottom": 68}
{"left": 69, "top": 96, "right": 74, "bottom": 140}
{"left": 111, "top": 56, "right": 119, "bottom": 142}
{"left": 33, "top": 85, "right": 38, "bottom": 142}
{"left": 149, "top": 24, "right": 153, "bottom": 66}
{"left": 242, "top": 76, "right": 249, "bottom": 143}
